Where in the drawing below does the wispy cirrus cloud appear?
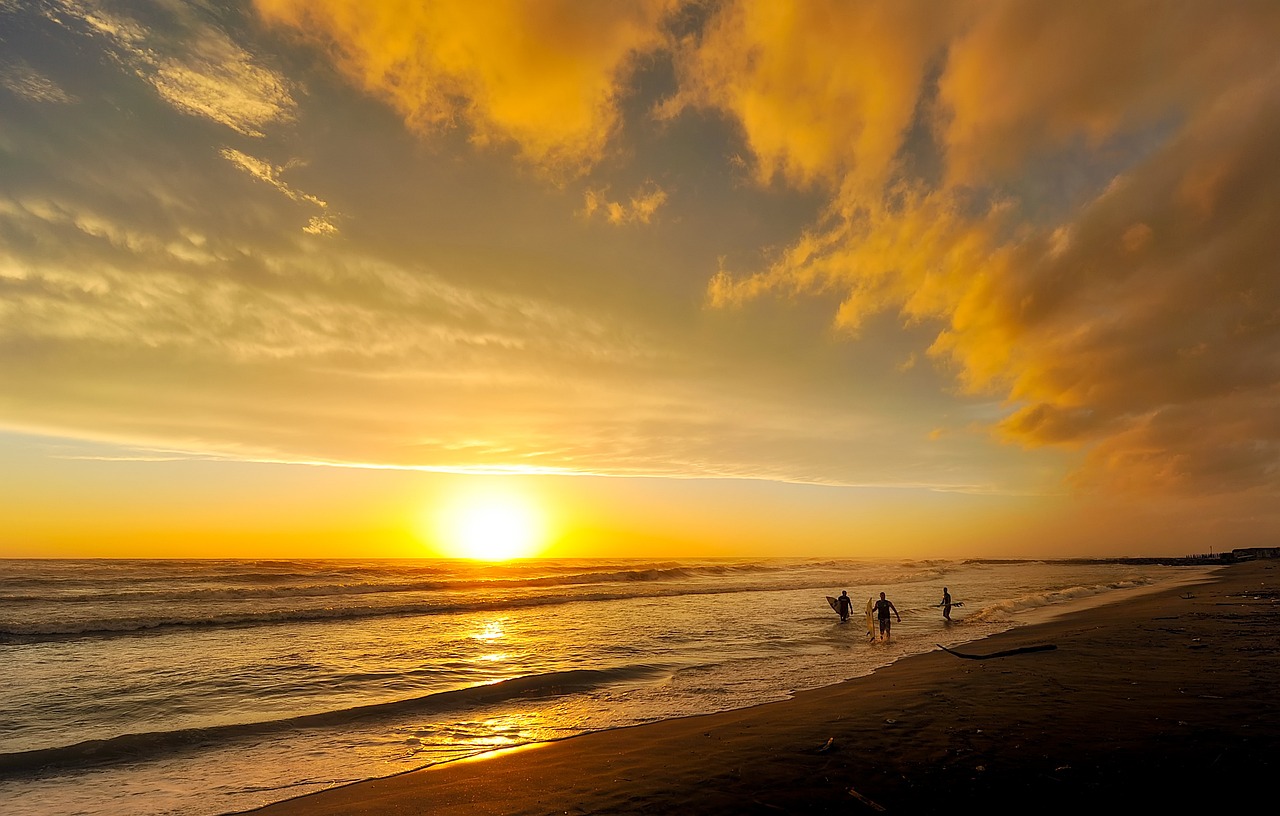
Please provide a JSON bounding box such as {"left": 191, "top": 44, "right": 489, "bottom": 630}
{"left": 1, "top": 168, "right": 995, "bottom": 489}
{"left": 0, "top": 57, "right": 76, "bottom": 103}
{"left": 1, "top": 209, "right": 947, "bottom": 485}
{"left": 220, "top": 148, "right": 337, "bottom": 235}
{"left": 0, "top": 193, "right": 631, "bottom": 366}
{"left": 44, "top": 0, "right": 295, "bottom": 136}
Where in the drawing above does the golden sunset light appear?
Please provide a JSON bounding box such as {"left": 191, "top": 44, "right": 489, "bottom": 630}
{"left": 6, "top": 4, "right": 1280, "bottom": 815}
{"left": 3, "top": 0, "right": 1279, "bottom": 559}
{"left": 430, "top": 488, "right": 547, "bottom": 561}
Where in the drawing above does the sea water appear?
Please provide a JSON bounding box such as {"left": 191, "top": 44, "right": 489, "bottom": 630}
{"left": 0, "top": 557, "right": 1215, "bottom": 816}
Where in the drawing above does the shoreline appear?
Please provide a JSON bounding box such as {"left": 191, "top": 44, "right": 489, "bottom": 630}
{"left": 243, "top": 560, "right": 1279, "bottom": 814}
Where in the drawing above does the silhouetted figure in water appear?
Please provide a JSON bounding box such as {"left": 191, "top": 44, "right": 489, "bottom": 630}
{"left": 836, "top": 590, "right": 853, "bottom": 622}
{"left": 941, "top": 587, "right": 953, "bottom": 621}
{"left": 873, "top": 592, "right": 900, "bottom": 641}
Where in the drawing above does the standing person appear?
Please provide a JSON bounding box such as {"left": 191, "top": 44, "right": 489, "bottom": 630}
{"left": 873, "top": 592, "right": 900, "bottom": 641}
{"left": 836, "top": 590, "right": 853, "bottom": 622}
{"left": 941, "top": 587, "right": 953, "bottom": 621}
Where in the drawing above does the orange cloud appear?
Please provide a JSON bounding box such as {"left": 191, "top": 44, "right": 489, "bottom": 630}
{"left": 938, "top": 0, "right": 1280, "bottom": 184}
{"left": 663, "top": 0, "right": 961, "bottom": 192}
{"left": 936, "top": 84, "right": 1280, "bottom": 494}
{"left": 693, "top": 1, "right": 1280, "bottom": 494}
{"left": 254, "top": 0, "right": 678, "bottom": 174}
{"left": 581, "top": 182, "right": 668, "bottom": 225}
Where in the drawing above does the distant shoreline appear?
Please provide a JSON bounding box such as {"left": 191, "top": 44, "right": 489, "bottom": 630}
{"left": 964, "top": 554, "right": 1251, "bottom": 566}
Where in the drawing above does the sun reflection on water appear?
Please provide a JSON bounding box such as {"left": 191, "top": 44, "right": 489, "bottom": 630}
{"left": 444, "top": 713, "right": 544, "bottom": 752}
{"left": 471, "top": 619, "right": 506, "bottom": 642}
{"left": 466, "top": 618, "right": 513, "bottom": 664}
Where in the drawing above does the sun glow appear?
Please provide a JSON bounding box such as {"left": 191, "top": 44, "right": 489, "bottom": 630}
{"left": 430, "top": 489, "right": 546, "bottom": 560}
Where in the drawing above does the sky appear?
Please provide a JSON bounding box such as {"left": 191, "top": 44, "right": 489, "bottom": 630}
{"left": 3, "top": 0, "right": 1280, "bottom": 559}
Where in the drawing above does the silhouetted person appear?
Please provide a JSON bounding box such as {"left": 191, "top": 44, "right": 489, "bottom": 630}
{"left": 836, "top": 590, "right": 853, "bottom": 621}
{"left": 941, "top": 587, "right": 952, "bottom": 621}
{"left": 873, "top": 592, "right": 900, "bottom": 641}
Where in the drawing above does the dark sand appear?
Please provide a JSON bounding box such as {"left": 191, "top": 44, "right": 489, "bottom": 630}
{"left": 248, "top": 561, "right": 1279, "bottom": 814}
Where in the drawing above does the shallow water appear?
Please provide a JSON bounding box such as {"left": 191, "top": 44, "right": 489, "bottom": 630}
{"left": 0, "top": 557, "right": 1212, "bottom": 815}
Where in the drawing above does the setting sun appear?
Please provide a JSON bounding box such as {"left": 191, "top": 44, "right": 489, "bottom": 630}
{"left": 430, "top": 489, "right": 547, "bottom": 560}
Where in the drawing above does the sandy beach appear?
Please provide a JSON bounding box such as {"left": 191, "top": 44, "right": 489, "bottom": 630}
{"left": 246, "top": 560, "right": 1279, "bottom": 815}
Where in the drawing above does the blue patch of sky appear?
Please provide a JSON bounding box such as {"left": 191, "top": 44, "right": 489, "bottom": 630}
{"left": 990, "top": 117, "right": 1183, "bottom": 229}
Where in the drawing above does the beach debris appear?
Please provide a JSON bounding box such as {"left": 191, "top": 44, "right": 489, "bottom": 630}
{"left": 936, "top": 643, "right": 1057, "bottom": 660}
{"left": 751, "top": 800, "right": 787, "bottom": 812}
{"left": 884, "top": 718, "right": 897, "bottom": 724}
{"left": 847, "top": 787, "right": 886, "bottom": 811}
{"left": 818, "top": 737, "right": 835, "bottom": 753}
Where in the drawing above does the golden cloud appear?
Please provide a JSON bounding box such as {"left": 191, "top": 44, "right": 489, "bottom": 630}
{"left": 0, "top": 57, "right": 76, "bottom": 103}
{"left": 663, "top": 0, "right": 963, "bottom": 192}
{"left": 693, "top": 0, "right": 1280, "bottom": 494}
{"left": 47, "top": 0, "right": 296, "bottom": 137}
{"left": 938, "top": 0, "right": 1280, "bottom": 184}
{"left": 581, "top": 182, "right": 668, "bottom": 225}
{"left": 220, "top": 148, "right": 337, "bottom": 235}
{"left": 254, "top": 0, "right": 678, "bottom": 174}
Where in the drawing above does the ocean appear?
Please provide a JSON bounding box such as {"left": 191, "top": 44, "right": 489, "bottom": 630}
{"left": 0, "top": 557, "right": 1215, "bottom": 816}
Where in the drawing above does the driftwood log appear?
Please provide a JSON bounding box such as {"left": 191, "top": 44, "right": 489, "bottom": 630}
{"left": 937, "top": 643, "right": 1057, "bottom": 660}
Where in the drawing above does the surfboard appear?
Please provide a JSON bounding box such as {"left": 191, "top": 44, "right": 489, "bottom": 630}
{"left": 828, "top": 595, "right": 854, "bottom": 621}
{"left": 865, "top": 597, "right": 876, "bottom": 640}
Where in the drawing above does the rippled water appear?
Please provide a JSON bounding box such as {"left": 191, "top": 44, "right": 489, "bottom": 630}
{"left": 0, "top": 557, "right": 1213, "bottom": 815}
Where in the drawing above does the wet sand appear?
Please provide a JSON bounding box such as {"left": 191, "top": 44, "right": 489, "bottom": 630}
{"left": 246, "top": 560, "right": 1279, "bottom": 814}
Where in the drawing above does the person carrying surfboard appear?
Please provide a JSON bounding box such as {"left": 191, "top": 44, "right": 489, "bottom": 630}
{"left": 873, "top": 592, "right": 900, "bottom": 641}
{"left": 835, "top": 590, "right": 853, "bottom": 622}
{"left": 941, "top": 587, "right": 952, "bottom": 621}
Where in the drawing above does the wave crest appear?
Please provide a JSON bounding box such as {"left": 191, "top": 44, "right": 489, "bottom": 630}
{"left": 0, "top": 665, "right": 666, "bottom": 776}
